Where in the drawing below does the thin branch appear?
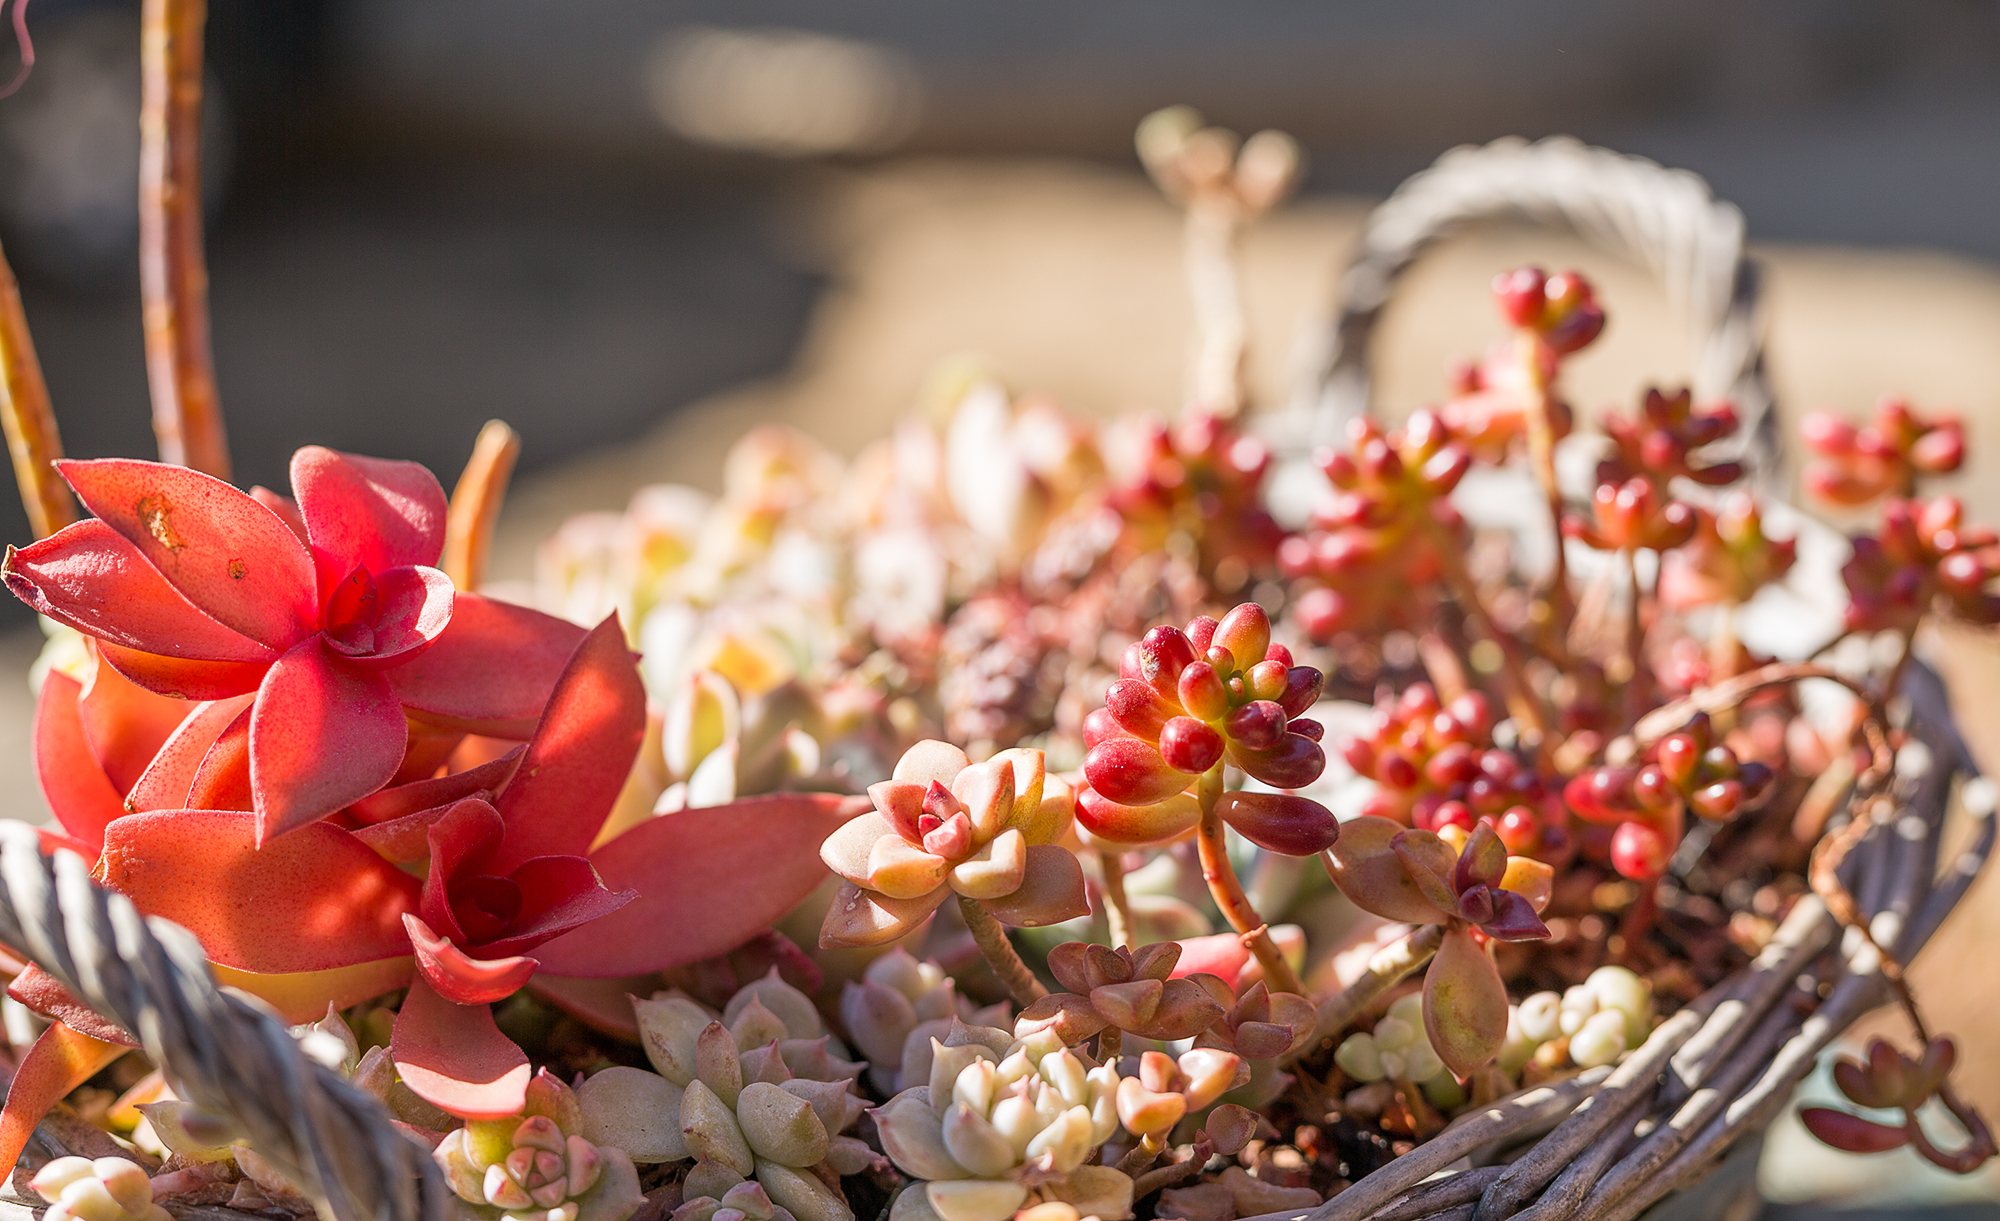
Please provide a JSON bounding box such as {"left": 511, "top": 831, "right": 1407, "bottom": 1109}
{"left": 1195, "top": 765, "right": 1304, "bottom": 995}
{"left": 442, "top": 420, "right": 521, "bottom": 590}
{"left": 1096, "top": 847, "right": 1134, "bottom": 950}
{"left": 0, "top": 238, "right": 74, "bottom": 539}
{"left": 1302, "top": 923, "right": 1443, "bottom": 1054}
{"left": 956, "top": 895, "right": 1046, "bottom": 1008}
{"left": 140, "top": 0, "right": 228, "bottom": 478}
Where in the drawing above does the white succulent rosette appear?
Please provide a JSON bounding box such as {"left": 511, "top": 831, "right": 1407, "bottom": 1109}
{"left": 29, "top": 1158, "right": 171, "bottom": 1221}
{"left": 590, "top": 974, "right": 870, "bottom": 1221}
{"left": 873, "top": 1030, "right": 1134, "bottom": 1221}
{"left": 434, "top": 1073, "right": 643, "bottom": 1221}
{"left": 1501, "top": 965, "right": 1655, "bottom": 1073}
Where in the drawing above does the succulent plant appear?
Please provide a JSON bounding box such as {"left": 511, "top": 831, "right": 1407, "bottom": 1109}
{"left": 434, "top": 1071, "right": 643, "bottom": 1221}
{"left": 1334, "top": 993, "right": 1460, "bottom": 1110}
{"left": 1499, "top": 967, "right": 1654, "bottom": 1075}
{"left": 1801, "top": 1036, "right": 1997, "bottom": 1173}
{"left": 838, "top": 949, "right": 1009, "bottom": 1096}
{"left": 1564, "top": 712, "right": 1776, "bottom": 881}
{"left": 1657, "top": 492, "right": 1798, "bottom": 611}
{"left": 817, "top": 740, "right": 1087, "bottom": 948}
{"left": 873, "top": 1030, "right": 1131, "bottom": 1221}
{"left": 29, "top": 1158, "right": 171, "bottom": 1221}
{"left": 1801, "top": 397, "right": 1965, "bottom": 507}
{"left": 1112, "top": 1049, "right": 1249, "bottom": 1140}
{"left": 1324, "top": 820, "right": 1553, "bottom": 1077}
{"left": 1012, "top": 941, "right": 1225, "bottom": 1046}
{"left": 610, "top": 975, "right": 868, "bottom": 1221}
{"left": 1842, "top": 496, "right": 2000, "bottom": 632}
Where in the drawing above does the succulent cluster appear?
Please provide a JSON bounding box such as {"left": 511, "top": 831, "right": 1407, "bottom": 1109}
{"left": 1841, "top": 496, "right": 2000, "bottom": 631}
{"left": 1802, "top": 398, "right": 1966, "bottom": 506}
{"left": 874, "top": 1031, "right": 1130, "bottom": 1221}
{"left": 436, "top": 1074, "right": 644, "bottom": 1221}
{"left": 1563, "top": 713, "right": 1777, "bottom": 881}
{"left": 28, "top": 1159, "right": 172, "bottom": 1221}
{"left": 1108, "top": 413, "right": 1286, "bottom": 590}
{"left": 1079, "top": 603, "right": 1332, "bottom": 852}
{"left": 840, "top": 949, "right": 1012, "bottom": 1095}
{"left": 1281, "top": 413, "right": 1470, "bottom": 640}
{"left": 1499, "top": 967, "right": 1655, "bottom": 1075}
{"left": 1801, "top": 1037, "right": 1997, "bottom": 1173}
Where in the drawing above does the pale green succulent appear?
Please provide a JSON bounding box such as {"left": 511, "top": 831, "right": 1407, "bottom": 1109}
{"left": 434, "top": 1072, "right": 643, "bottom": 1221}
{"left": 1501, "top": 965, "right": 1655, "bottom": 1074}
{"left": 872, "top": 1029, "right": 1133, "bottom": 1221}
{"left": 589, "top": 974, "right": 870, "bottom": 1221}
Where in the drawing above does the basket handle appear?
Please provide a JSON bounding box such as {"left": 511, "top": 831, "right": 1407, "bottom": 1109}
{"left": 0, "top": 828, "right": 450, "bottom": 1221}
{"left": 1295, "top": 136, "right": 1778, "bottom": 477}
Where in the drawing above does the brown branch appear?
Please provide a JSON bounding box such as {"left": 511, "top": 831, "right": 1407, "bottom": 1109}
{"left": 956, "top": 895, "right": 1047, "bottom": 1008}
{"left": 0, "top": 239, "right": 74, "bottom": 539}
{"left": 1302, "top": 923, "right": 1443, "bottom": 1054}
{"left": 1096, "top": 847, "right": 1134, "bottom": 950}
{"left": 442, "top": 420, "right": 521, "bottom": 590}
{"left": 1195, "top": 765, "right": 1304, "bottom": 995}
{"left": 140, "top": 0, "right": 228, "bottom": 478}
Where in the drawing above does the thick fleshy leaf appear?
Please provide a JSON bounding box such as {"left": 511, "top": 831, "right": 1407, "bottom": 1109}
{"left": 534, "top": 793, "right": 868, "bottom": 974}
{"left": 1481, "top": 888, "right": 1551, "bottom": 942}
{"left": 1798, "top": 1108, "right": 1912, "bottom": 1154}
{"left": 490, "top": 615, "right": 646, "bottom": 870}
{"left": 7, "top": 964, "right": 138, "bottom": 1046}
{"left": 979, "top": 845, "right": 1089, "bottom": 927}
{"left": 391, "top": 976, "right": 531, "bottom": 1119}
{"left": 420, "top": 799, "right": 508, "bottom": 943}
{"left": 1169, "top": 932, "right": 1253, "bottom": 984}
{"left": 97, "top": 809, "right": 420, "bottom": 972}
{"left": 1075, "top": 786, "right": 1201, "bottom": 847}
{"left": 390, "top": 593, "right": 589, "bottom": 737}
{"left": 817, "top": 881, "right": 950, "bottom": 949}
{"left": 1322, "top": 817, "right": 1453, "bottom": 925}
{"left": 820, "top": 812, "right": 900, "bottom": 887}
{"left": 3, "top": 520, "right": 278, "bottom": 661}
{"left": 186, "top": 705, "right": 253, "bottom": 811}
{"left": 250, "top": 486, "right": 309, "bottom": 541}
{"left": 0, "top": 1021, "right": 129, "bottom": 1182}
{"left": 60, "top": 458, "right": 318, "bottom": 649}
{"left": 478, "top": 856, "right": 634, "bottom": 957}
{"left": 352, "top": 803, "right": 461, "bottom": 864}
{"left": 1391, "top": 830, "right": 1460, "bottom": 912}
{"left": 405, "top": 914, "right": 538, "bottom": 1005}
{"left": 1214, "top": 791, "right": 1339, "bottom": 856}
{"left": 75, "top": 650, "right": 199, "bottom": 792}
{"left": 95, "top": 643, "right": 269, "bottom": 700}
{"left": 32, "top": 672, "right": 124, "bottom": 854}
{"left": 250, "top": 640, "right": 409, "bottom": 843}
{"left": 207, "top": 957, "right": 415, "bottom": 1025}
{"left": 1424, "top": 927, "right": 1509, "bottom": 1078}
{"left": 350, "top": 746, "right": 525, "bottom": 826}
{"left": 125, "top": 694, "right": 254, "bottom": 812}
{"left": 329, "top": 565, "right": 454, "bottom": 669}
{"left": 291, "top": 447, "right": 449, "bottom": 592}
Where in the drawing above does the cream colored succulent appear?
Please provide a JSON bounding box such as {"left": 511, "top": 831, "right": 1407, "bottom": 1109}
{"left": 1501, "top": 966, "right": 1655, "bottom": 1074}
{"left": 598, "top": 977, "right": 868, "bottom": 1221}
{"left": 435, "top": 1072, "right": 643, "bottom": 1221}
{"left": 1334, "top": 994, "right": 1463, "bottom": 1110}
{"left": 839, "top": 948, "right": 1010, "bottom": 1094}
{"left": 872, "top": 1030, "right": 1133, "bottom": 1221}
{"left": 29, "top": 1158, "right": 170, "bottom": 1221}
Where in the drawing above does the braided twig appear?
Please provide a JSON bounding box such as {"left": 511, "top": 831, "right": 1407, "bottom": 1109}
{"left": 1280, "top": 136, "right": 1776, "bottom": 481}
{"left": 0, "top": 826, "right": 448, "bottom": 1221}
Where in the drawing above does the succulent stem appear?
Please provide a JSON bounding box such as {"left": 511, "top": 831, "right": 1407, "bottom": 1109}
{"left": 443, "top": 420, "right": 522, "bottom": 590}
{"left": 0, "top": 241, "right": 74, "bottom": 540}
{"left": 140, "top": 0, "right": 229, "bottom": 478}
{"left": 1620, "top": 546, "right": 1649, "bottom": 729}
{"left": 1194, "top": 764, "right": 1304, "bottom": 996}
{"left": 1518, "top": 332, "right": 1574, "bottom": 635}
{"left": 1097, "top": 848, "right": 1134, "bottom": 950}
{"left": 1302, "top": 923, "right": 1445, "bottom": 1055}
{"left": 955, "top": 895, "right": 1047, "bottom": 1008}
{"left": 1183, "top": 198, "right": 1246, "bottom": 418}
{"left": 1424, "top": 518, "right": 1549, "bottom": 744}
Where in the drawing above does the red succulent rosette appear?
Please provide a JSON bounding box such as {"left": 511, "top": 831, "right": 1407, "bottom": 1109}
{"left": 1078, "top": 602, "right": 1333, "bottom": 852}
{"left": 1842, "top": 496, "right": 2000, "bottom": 632}
{"left": 1563, "top": 713, "right": 1774, "bottom": 881}
{"left": 1802, "top": 397, "right": 1965, "bottom": 507}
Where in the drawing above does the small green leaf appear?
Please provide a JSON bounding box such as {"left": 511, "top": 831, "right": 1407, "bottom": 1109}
{"left": 1423, "top": 928, "right": 1508, "bottom": 1078}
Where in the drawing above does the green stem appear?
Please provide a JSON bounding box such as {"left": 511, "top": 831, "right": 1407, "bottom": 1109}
{"left": 1097, "top": 848, "right": 1134, "bottom": 950}
{"left": 957, "top": 895, "right": 1047, "bottom": 1008}
{"left": 1194, "top": 764, "right": 1305, "bottom": 996}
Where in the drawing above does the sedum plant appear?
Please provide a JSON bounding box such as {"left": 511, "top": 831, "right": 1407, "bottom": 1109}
{"left": 873, "top": 1030, "right": 1129, "bottom": 1221}
{"left": 434, "top": 1071, "right": 643, "bottom": 1221}
{"left": 28, "top": 1158, "right": 171, "bottom": 1221}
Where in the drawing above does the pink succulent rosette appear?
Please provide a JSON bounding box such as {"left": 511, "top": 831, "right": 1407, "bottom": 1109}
{"left": 817, "top": 740, "right": 1088, "bottom": 947}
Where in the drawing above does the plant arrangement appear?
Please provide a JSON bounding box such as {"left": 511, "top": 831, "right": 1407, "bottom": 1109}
{"left": 0, "top": 13, "right": 1992, "bottom": 1218}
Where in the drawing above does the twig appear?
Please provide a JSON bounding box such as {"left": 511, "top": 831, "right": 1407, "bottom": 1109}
{"left": 139, "top": 0, "right": 228, "bottom": 478}
{"left": 442, "top": 420, "right": 521, "bottom": 590}
{"left": 955, "top": 895, "right": 1046, "bottom": 1008}
{"left": 1370, "top": 1166, "right": 1504, "bottom": 1221}
{"left": 0, "top": 239, "right": 74, "bottom": 539}
{"left": 1303, "top": 924, "right": 1444, "bottom": 1054}
{"left": 1195, "top": 765, "right": 1304, "bottom": 995}
{"left": 1303, "top": 1068, "right": 1613, "bottom": 1221}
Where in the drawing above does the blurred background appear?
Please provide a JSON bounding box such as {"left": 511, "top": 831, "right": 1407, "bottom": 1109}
{"left": 5, "top": 3, "right": 2000, "bottom": 1214}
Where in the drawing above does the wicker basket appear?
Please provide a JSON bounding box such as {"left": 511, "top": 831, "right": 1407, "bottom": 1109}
{"left": 0, "top": 139, "right": 1990, "bottom": 1221}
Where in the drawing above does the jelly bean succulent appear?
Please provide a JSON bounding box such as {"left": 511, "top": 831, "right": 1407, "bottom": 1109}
{"left": 1498, "top": 967, "right": 1655, "bottom": 1076}
{"left": 1324, "top": 820, "right": 1553, "bottom": 1077}
{"left": 1802, "top": 398, "right": 1966, "bottom": 507}
{"left": 873, "top": 1030, "right": 1131, "bottom": 1221}
{"left": 1841, "top": 496, "right": 2000, "bottom": 632}
{"left": 1563, "top": 712, "right": 1776, "bottom": 882}
{"left": 1335, "top": 994, "right": 1459, "bottom": 1111}
{"left": 817, "top": 741, "right": 1087, "bottom": 949}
